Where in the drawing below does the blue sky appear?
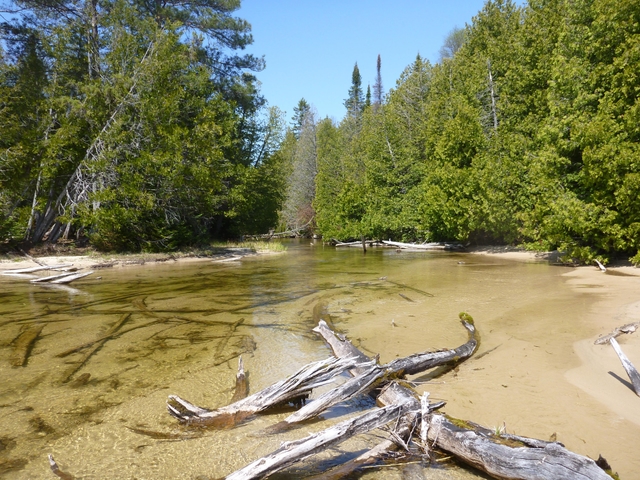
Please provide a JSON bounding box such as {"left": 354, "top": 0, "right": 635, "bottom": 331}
{"left": 238, "top": 1, "right": 491, "bottom": 122}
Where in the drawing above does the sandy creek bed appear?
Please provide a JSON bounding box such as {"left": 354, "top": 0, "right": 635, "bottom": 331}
{"left": 0, "top": 244, "right": 638, "bottom": 479}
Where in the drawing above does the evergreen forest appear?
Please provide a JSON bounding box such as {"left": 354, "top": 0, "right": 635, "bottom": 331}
{"left": 1, "top": 0, "right": 639, "bottom": 264}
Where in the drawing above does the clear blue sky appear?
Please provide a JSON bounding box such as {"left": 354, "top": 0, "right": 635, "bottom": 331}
{"left": 238, "top": 0, "right": 491, "bottom": 122}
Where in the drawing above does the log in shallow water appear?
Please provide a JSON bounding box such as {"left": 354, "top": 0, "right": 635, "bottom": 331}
{"left": 217, "top": 317, "right": 614, "bottom": 480}
{"left": 10, "top": 324, "right": 44, "bottom": 367}
{"left": 49, "top": 313, "right": 616, "bottom": 479}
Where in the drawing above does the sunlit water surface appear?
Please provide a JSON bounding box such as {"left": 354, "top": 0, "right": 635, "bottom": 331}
{"left": 0, "top": 242, "right": 615, "bottom": 478}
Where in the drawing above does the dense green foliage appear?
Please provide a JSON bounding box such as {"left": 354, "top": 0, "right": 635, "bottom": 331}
{"left": 0, "top": 0, "right": 287, "bottom": 251}
{"left": 283, "top": 0, "right": 640, "bottom": 264}
{"left": 3, "top": 0, "right": 639, "bottom": 263}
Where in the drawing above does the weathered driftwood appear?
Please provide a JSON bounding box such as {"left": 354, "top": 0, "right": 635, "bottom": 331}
{"left": 167, "top": 356, "right": 361, "bottom": 427}
{"left": 595, "top": 321, "right": 639, "bottom": 345}
{"left": 609, "top": 337, "right": 640, "bottom": 396}
{"left": 372, "top": 370, "right": 614, "bottom": 480}
{"left": 307, "top": 384, "right": 443, "bottom": 480}
{"left": 314, "top": 315, "right": 477, "bottom": 378}
{"left": 225, "top": 402, "right": 415, "bottom": 480}
{"left": 333, "top": 240, "right": 365, "bottom": 247}
{"left": 2, "top": 263, "right": 73, "bottom": 275}
{"left": 283, "top": 319, "right": 476, "bottom": 424}
{"left": 30, "top": 271, "right": 78, "bottom": 283}
{"left": 292, "top": 321, "right": 613, "bottom": 480}
{"left": 230, "top": 356, "right": 248, "bottom": 403}
{"left": 212, "top": 255, "right": 243, "bottom": 262}
{"left": 10, "top": 324, "right": 44, "bottom": 367}
{"left": 168, "top": 310, "right": 471, "bottom": 432}
{"left": 424, "top": 414, "right": 612, "bottom": 480}
{"left": 312, "top": 320, "right": 370, "bottom": 375}
{"left": 49, "top": 271, "right": 94, "bottom": 284}
{"left": 594, "top": 259, "right": 607, "bottom": 272}
{"left": 381, "top": 240, "right": 465, "bottom": 251}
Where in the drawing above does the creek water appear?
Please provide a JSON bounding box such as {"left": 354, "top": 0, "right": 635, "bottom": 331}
{"left": 0, "top": 241, "right": 638, "bottom": 479}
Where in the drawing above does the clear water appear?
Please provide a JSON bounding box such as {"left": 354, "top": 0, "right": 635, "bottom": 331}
{"left": 0, "top": 241, "right": 625, "bottom": 478}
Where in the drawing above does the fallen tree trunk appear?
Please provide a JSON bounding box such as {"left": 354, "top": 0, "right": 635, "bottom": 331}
{"left": 284, "top": 318, "right": 476, "bottom": 424}
{"left": 166, "top": 356, "right": 360, "bottom": 427}
{"left": 425, "top": 414, "right": 613, "bottom": 480}
{"left": 374, "top": 374, "right": 614, "bottom": 480}
{"left": 291, "top": 320, "right": 613, "bottom": 480}
{"left": 311, "top": 320, "right": 371, "bottom": 375}
{"left": 49, "top": 271, "right": 93, "bottom": 284}
{"left": 30, "top": 272, "right": 79, "bottom": 283}
{"left": 230, "top": 356, "right": 248, "bottom": 403}
{"left": 2, "top": 264, "right": 73, "bottom": 275}
{"left": 225, "top": 402, "right": 415, "bottom": 480}
{"left": 381, "top": 240, "right": 465, "bottom": 251}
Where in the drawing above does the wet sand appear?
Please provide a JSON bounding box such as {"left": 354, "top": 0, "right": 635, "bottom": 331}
{"left": 339, "top": 249, "right": 640, "bottom": 479}
{"left": 443, "top": 250, "right": 640, "bottom": 478}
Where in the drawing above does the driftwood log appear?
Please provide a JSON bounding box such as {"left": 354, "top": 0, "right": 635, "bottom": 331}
{"left": 609, "top": 337, "right": 640, "bottom": 396}
{"left": 162, "top": 313, "right": 615, "bottom": 480}
{"left": 381, "top": 240, "right": 465, "bottom": 251}
{"left": 595, "top": 323, "right": 640, "bottom": 396}
{"left": 2, "top": 264, "right": 73, "bottom": 275}
{"left": 10, "top": 324, "right": 45, "bottom": 367}
{"left": 49, "top": 312, "right": 615, "bottom": 479}
{"left": 166, "top": 356, "right": 362, "bottom": 427}
{"left": 595, "top": 322, "right": 639, "bottom": 345}
{"left": 311, "top": 319, "right": 615, "bottom": 480}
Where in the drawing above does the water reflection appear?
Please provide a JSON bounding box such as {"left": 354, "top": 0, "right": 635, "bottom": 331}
{"left": 0, "top": 242, "right": 619, "bottom": 478}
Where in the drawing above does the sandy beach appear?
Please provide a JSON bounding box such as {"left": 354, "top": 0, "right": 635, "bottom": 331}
{"left": 0, "top": 248, "right": 267, "bottom": 273}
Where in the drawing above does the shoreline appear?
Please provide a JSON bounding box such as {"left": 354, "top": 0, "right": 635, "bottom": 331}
{"left": 0, "top": 247, "right": 281, "bottom": 273}
{"left": 467, "top": 245, "right": 640, "bottom": 276}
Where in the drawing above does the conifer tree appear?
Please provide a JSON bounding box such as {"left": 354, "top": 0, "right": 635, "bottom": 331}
{"left": 344, "top": 63, "right": 364, "bottom": 118}
{"left": 291, "top": 98, "right": 311, "bottom": 139}
{"left": 373, "top": 54, "right": 384, "bottom": 107}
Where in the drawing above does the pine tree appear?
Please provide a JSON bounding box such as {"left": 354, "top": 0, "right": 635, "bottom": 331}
{"left": 291, "top": 98, "right": 311, "bottom": 139}
{"left": 344, "top": 62, "right": 364, "bottom": 118}
{"left": 373, "top": 54, "right": 383, "bottom": 107}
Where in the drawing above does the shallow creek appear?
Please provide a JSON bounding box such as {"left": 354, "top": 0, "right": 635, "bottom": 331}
{"left": 1, "top": 242, "right": 638, "bottom": 479}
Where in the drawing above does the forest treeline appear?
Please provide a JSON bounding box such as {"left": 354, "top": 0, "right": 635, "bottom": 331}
{"left": 1, "top": 0, "right": 639, "bottom": 264}
{"left": 284, "top": 0, "right": 640, "bottom": 264}
{"left": 0, "top": 0, "right": 287, "bottom": 251}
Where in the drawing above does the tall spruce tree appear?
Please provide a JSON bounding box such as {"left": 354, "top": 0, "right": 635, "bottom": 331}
{"left": 373, "top": 54, "right": 383, "bottom": 107}
{"left": 291, "top": 98, "right": 311, "bottom": 139}
{"left": 344, "top": 62, "right": 364, "bottom": 118}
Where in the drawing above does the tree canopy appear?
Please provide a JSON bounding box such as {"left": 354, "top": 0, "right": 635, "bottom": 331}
{"left": 284, "top": 0, "right": 640, "bottom": 264}
{"left": 0, "top": 0, "right": 286, "bottom": 250}
{"left": 3, "top": 0, "right": 640, "bottom": 264}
